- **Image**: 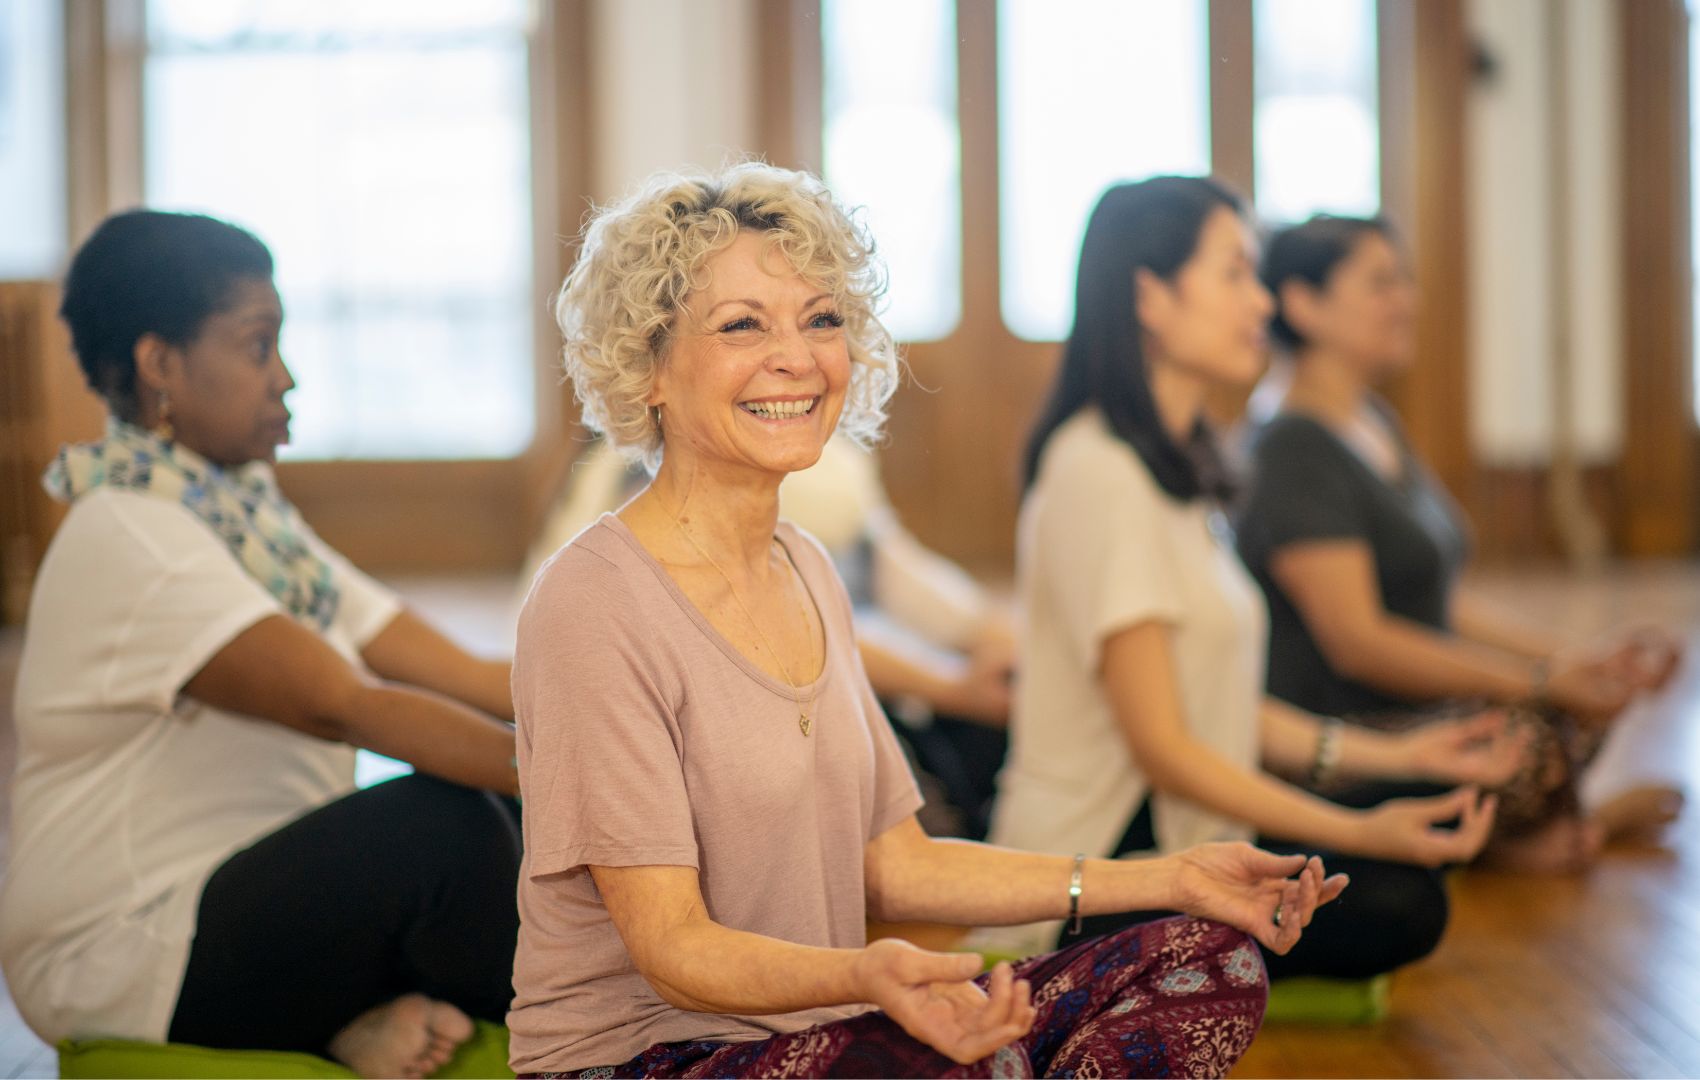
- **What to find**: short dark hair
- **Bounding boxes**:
[1261,214,1396,350]
[1024,175,1245,501]
[59,209,274,420]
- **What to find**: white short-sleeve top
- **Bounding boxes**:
[987,411,1265,946]
[0,488,401,1043]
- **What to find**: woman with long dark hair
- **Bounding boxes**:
[988,177,1520,978]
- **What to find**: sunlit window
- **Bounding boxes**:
[1253,0,1380,224]
[999,0,1210,342]
[822,0,961,343]
[0,0,66,279]
[143,0,535,460]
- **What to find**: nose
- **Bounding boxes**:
[766,322,818,378]
[1252,279,1276,320]
[273,350,296,395]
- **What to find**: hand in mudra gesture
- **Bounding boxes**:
[1164,844,1349,954]
[855,938,1036,1066]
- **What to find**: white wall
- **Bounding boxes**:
[1466,0,1623,466]
[590,0,762,202]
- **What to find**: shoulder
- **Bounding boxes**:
[776,521,854,620]
[1249,413,1349,465]
[1036,411,1168,511]
[519,517,644,621]
[49,489,236,573]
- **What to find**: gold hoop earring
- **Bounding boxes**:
[155,389,175,443]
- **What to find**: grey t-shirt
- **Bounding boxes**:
[507,515,923,1074]
[1235,410,1469,718]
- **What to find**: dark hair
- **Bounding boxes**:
[1023,175,1244,501]
[59,209,274,420]
[1261,214,1396,350]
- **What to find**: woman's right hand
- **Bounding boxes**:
[854,938,1035,1066]
[1352,786,1497,866]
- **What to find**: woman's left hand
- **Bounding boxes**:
[1397,710,1533,788]
[1163,844,1348,954]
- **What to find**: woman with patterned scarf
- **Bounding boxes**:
[0,210,521,1078]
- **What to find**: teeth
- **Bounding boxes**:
[741,398,816,419]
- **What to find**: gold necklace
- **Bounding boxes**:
[666,511,821,736]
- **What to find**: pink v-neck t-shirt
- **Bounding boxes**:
[507,515,923,1074]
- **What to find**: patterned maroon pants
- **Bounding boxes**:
[536,916,1267,1078]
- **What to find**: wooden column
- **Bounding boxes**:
[1619,0,1697,557]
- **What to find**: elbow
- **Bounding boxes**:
[1312,626,1385,682]
[289,678,373,744]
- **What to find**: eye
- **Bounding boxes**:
[809,310,846,330]
[719,316,761,333]
[252,335,273,362]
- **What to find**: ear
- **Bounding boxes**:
[1279,279,1323,341]
[1133,267,1174,335]
[132,333,177,395]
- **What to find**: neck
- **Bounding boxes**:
[1283,347,1370,423]
[635,451,785,582]
[1146,350,1209,444]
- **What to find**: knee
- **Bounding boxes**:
[1334,868,1450,975]
[376,776,522,873]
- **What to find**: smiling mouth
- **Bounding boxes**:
[738,397,819,421]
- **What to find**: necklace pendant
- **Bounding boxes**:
[799,711,812,737]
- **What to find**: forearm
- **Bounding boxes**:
[1329,615,1536,704]
[1260,698,1407,782]
[1450,589,1563,661]
[632,914,867,1015]
[858,638,956,707]
[865,829,1179,926]
[342,683,518,795]
[362,610,516,720]
[1137,732,1363,853]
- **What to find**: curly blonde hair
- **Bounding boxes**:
[555,162,900,471]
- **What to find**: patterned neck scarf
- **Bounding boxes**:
[43,419,340,630]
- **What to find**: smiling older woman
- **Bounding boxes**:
[507,163,1347,1079]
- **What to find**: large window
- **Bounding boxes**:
[998,0,1211,342]
[0,0,65,279]
[1253,0,1380,224]
[144,0,535,460]
[821,0,961,342]
[814,1,1382,345]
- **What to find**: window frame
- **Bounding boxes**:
[63,0,593,573]
[759,0,1438,571]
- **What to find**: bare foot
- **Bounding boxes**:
[1478,815,1603,875]
[1593,784,1686,845]
[327,994,475,1079]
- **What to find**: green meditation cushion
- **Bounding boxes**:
[1264,973,1391,1025]
[59,1018,514,1079]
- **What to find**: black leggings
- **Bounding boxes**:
[1057,784,1450,980]
[168,774,522,1056]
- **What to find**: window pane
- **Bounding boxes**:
[822,0,960,342]
[144,1,534,460]
[0,0,66,278]
[1254,0,1379,224]
[999,0,1210,342]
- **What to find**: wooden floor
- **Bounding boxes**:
[1236,561,1700,1079]
[0,564,1697,1078]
